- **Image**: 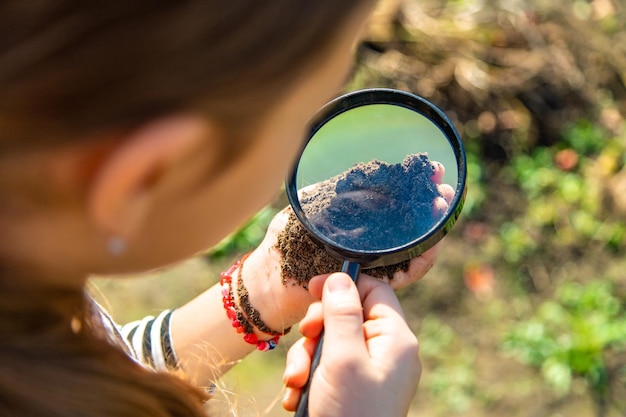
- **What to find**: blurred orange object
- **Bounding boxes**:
[463,263,495,297]
[554,148,579,171]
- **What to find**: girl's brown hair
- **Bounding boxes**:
[0,1,368,416]
[0,1,367,152]
[0,285,209,416]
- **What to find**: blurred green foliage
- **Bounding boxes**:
[206,206,279,261]
[503,280,626,415]
[462,142,487,216]
[564,119,608,156]
[500,119,626,264]
[419,315,481,414]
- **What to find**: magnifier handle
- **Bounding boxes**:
[294,261,361,417]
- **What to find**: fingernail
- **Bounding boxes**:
[327,274,352,293]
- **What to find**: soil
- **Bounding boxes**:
[276,153,441,286]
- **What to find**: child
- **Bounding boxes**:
[0,2,449,416]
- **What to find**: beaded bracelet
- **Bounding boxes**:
[237,256,291,337]
[219,254,281,351]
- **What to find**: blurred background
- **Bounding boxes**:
[92,0,626,416]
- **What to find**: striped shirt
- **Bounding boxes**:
[93,300,179,371]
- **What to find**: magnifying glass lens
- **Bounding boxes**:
[289,96,464,262]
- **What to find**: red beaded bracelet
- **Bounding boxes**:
[220,254,281,351]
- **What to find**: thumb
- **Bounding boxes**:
[321,273,367,360]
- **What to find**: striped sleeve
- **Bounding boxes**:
[119,310,179,371]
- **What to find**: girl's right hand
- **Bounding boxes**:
[282,272,421,417]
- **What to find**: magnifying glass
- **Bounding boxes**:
[286,88,467,417]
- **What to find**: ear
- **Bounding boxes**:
[86,115,215,240]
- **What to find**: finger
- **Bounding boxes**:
[406,243,440,278]
[432,196,448,217]
[437,183,455,205]
[298,301,324,339]
[320,273,368,360]
[354,274,405,320]
[282,335,320,411]
[406,244,439,279]
[283,337,317,389]
[282,387,302,412]
[355,276,419,375]
[417,241,442,267]
[307,274,331,300]
[431,161,445,184]
[389,243,442,290]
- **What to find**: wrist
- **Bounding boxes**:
[238,247,315,333]
[220,254,282,351]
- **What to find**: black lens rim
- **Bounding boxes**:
[285,88,467,269]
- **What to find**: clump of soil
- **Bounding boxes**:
[277,153,442,286]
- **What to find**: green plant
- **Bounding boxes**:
[503,280,626,416]
[462,142,487,216]
[206,206,279,260]
[418,315,481,415]
[562,119,607,156]
[501,118,626,265]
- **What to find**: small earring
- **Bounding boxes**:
[107,236,126,256]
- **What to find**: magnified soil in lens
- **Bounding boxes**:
[276,153,443,286]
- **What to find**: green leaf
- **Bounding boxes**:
[541,357,572,395]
